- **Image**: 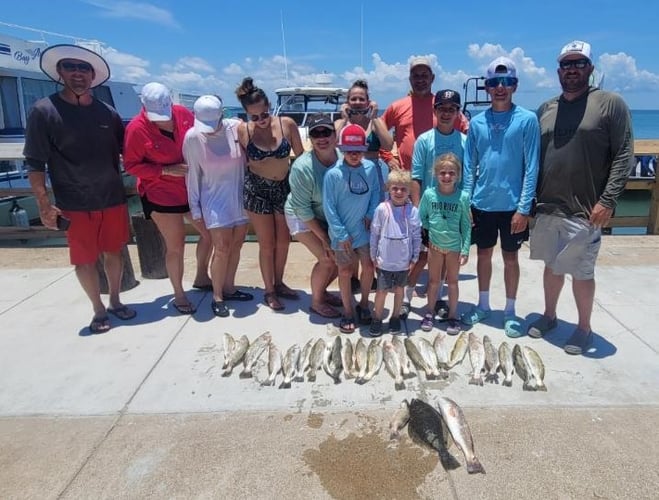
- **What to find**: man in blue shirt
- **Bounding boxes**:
[461,57,540,337]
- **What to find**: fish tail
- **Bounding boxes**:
[333,376,342,385]
[389,431,400,440]
[537,383,548,392]
[260,379,274,387]
[293,375,304,382]
[238,370,252,379]
[439,451,461,470]
[278,380,291,389]
[394,381,406,391]
[221,368,232,378]
[307,373,316,382]
[469,376,484,386]
[485,373,499,384]
[467,457,486,474]
[355,377,364,385]
[502,378,513,387]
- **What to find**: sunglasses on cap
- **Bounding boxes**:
[559,58,590,70]
[59,61,93,73]
[249,111,270,122]
[485,76,518,88]
[309,128,334,139]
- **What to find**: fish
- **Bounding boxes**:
[467,332,485,386]
[523,345,547,392]
[279,344,301,389]
[221,335,249,377]
[222,333,236,369]
[407,398,460,470]
[513,344,532,390]
[391,335,413,378]
[239,331,272,378]
[418,336,442,379]
[436,396,486,474]
[383,340,405,391]
[433,331,450,371]
[498,341,514,387]
[483,335,499,384]
[357,339,383,384]
[405,337,435,380]
[294,338,315,382]
[389,399,410,439]
[307,338,326,382]
[448,332,469,369]
[261,342,282,387]
[323,335,343,384]
[353,338,368,381]
[341,337,356,379]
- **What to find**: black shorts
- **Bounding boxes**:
[471,207,528,252]
[140,194,190,220]
[244,170,290,215]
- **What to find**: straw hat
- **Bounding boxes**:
[40,44,111,88]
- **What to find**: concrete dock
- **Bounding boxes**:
[1,236,659,499]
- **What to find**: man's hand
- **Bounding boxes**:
[510,212,529,234]
[589,202,614,229]
[37,201,60,230]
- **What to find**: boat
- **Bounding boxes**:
[273,74,348,144]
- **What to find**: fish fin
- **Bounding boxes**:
[355,377,364,385]
[537,383,548,392]
[307,373,316,382]
[485,373,499,384]
[238,370,252,379]
[502,378,513,387]
[389,431,400,440]
[394,381,406,391]
[293,375,304,382]
[221,368,232,378]
[468,376,484,386]
[439,451,461,471]
[466,457,486,474]
[333,376,342,385]
[260,380,273,387]
[278,381,291,389]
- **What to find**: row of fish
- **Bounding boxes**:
[221,329,547,391]
[389,397,485,475]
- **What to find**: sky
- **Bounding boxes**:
[2,0,659,109]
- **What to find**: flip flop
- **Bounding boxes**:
[106,305,137,321]
[460,306,490,326]
[310,304,341,318]
[173,302,196,315]
[192,283,213,292]
[89,315,111,334]
[339,316,356,334]
[223,290,254,302]
[274,284,299,300]
[503,315,524,338]
[263,292,285,311]
[323,293,343,307]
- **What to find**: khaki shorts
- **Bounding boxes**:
[334,244,370,267]
[529,213,601,280]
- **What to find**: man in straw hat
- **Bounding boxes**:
[23,44,136,334]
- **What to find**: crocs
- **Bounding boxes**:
[461,306,491,326]
[503,315,524,338]
[527,315,558,338]
[564,328,593,355]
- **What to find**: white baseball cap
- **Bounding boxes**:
[486,57,517,79]
[193,95,224,133]
[141,82,172,121]
[557,40,592,62]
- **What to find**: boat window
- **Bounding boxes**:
[92,85,115,108]
[21,78,58,117]
[0,76,23,135]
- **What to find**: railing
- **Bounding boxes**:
[1,140,658,238]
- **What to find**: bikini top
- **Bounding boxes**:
[246,115,292,161]
[366,129,381,152]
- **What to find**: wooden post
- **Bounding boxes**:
[131,212,168,279]
[96,245,139,293]
[648,180,659,235]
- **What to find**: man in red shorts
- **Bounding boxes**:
[24,44,136,334]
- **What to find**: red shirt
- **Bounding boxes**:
[381,94,469,170]
[123,104,194,206]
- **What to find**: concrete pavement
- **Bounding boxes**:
[1,237,659,499]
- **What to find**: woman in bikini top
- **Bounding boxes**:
[235,77,304,311]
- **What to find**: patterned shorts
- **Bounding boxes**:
[244,170,290,215]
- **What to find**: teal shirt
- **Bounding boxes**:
[411,128,466,192]
[284,149,342,222]
[418,187,471,255]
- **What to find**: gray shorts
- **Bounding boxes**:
[529,213,601,280]
[376,268,408,290]
[334,244,370,267]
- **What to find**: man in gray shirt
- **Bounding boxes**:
[528,40,634,354]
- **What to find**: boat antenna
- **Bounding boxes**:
[280,10,290,86]
[0,21,98,45]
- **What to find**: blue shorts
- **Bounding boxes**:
[376,268,408,290]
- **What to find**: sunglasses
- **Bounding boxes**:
[249,111,270,122]
[309,128,334,138]
[348,108,370,116]
[348,171,369,195]
[485,76,518,88]
[59,61,93,73]
[559,58,590,70]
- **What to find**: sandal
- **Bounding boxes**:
[211,300,230,317]
[274,283,299,300]
[192,283,213,292]
[223,289,254,302]
[263,292,285,311]
[421,313,434,332]
[310,303,341,318]
[339,316,356,334]
[173,301,196,315]
[355,304,372,325]
[503,315,524,338]
[323,292,343,307]
[564,328,593,355]
[460,306,490,326]
[527,315,558,339]
[106,305,137,321]
[89,315,111,334]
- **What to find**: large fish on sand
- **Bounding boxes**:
[391,335,413,378]
[323,336,343,384]
[307,338,326,382]
[279,344,301,389]
[417,337,442,379]
[239,331,271,378]
[222,335,249,377]
[383,340,405,391]
[357,339,383,384]
[389,399,410,439]
[513,344,532,390]
[353,338,368,381]
[523,345,547,392]
[294,338,315,382]
[261,342,282,387]
[467,332,485,386]
[433,331,450,377]
[448,332,469,369]
[222,333,236,370]
[436,396,486,474]
[483,335,499,384]
[405,338,436,380]
[498,341,514,387]
[341,337,356,379]
[407,398,460,470]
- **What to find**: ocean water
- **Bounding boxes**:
[631,110,659,139]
